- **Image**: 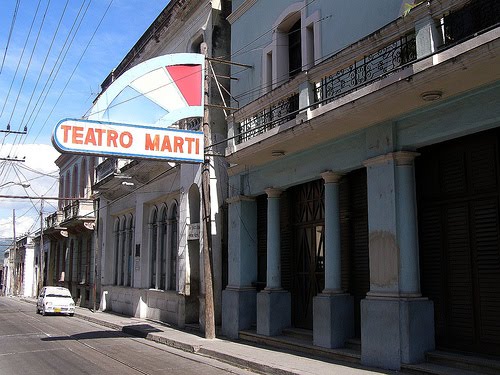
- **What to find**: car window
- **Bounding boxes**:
[46,293,72,298]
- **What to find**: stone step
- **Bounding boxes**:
[402,361,489,375]
[281,327,313,341]
[425,350,500,375]
[238,329,361,364]
[345,338,361,351]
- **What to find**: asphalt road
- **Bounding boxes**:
[0,297,256,375]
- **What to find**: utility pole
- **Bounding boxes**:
[201,42,215,339]
[38,199,44,295]
[92,198,99,312]
[11,209,16,295]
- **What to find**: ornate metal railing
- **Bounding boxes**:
[441,0,500,46]
[237,93,299,144]
[45,211,63,229]
[63,199,94,221]
[314,33,416,107]
[95,158,118,183]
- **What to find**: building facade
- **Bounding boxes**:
[91,0,230,329]
[43,153,98,308]
[223,0,500,370]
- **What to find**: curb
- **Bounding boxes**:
[18,297,294,375]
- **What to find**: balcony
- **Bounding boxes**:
[62,199,95,222]
[226,0,500,167]
[95,158,132,184]
[45,211,63,230]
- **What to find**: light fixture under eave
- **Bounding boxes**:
[420,90,443,101]
[271,150,285,157]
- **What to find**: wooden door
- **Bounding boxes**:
[417,130,500,356]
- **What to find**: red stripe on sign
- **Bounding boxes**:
[166,64,202,107]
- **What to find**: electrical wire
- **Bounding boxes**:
[0,0,21,75]
[17,0,70,137]
[29,0,114,148]
[19,0,92,148]
[0,0,42,119]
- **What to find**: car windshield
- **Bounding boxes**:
[46,293,72,298]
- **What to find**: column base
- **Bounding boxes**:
[222,286,257,339]
[361,297,435,370]
[257,289,291,336]
[313,293,354,348]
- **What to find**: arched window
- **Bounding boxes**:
[72,165,79,198]
[169,203,178,291]
[159,205,168,290]
[80,158,87,197]
[59,176,64,210]
[126,215,134,287]
[288,19,302,77]
[65,173,71,206]
[149,208,158,289]
[120,217,126,285]
[113,218,120,285]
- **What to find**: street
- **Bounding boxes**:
[0,297,256,375]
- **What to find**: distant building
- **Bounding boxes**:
[42,154,98,307]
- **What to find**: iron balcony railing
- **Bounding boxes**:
[238,93,299,144]
[63,199,94,221]
[442,0,500,46]
[314,33,417,107]
[230,0,498,147]
[45,211,63,229]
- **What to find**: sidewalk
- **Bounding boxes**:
[20,297,392,375]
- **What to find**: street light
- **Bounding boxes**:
[0,181,30,189]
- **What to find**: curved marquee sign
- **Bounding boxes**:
[53,118,204,163]
[52,53,205,163]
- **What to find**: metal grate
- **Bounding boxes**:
[314,33,416,107]
[442,0,500,46]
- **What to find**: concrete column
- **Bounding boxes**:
[321,171,342,293]
[117,229,124,286]
[155,221,161,289]
[265,188,282,289]
[124,228,130,287]
[166,219,173,290]
[395,153,421,296]
[147,223,155,288]
[361,152,434,370]
[257,188,291,336]
[313,172,354,349]
[222,195,258,339]
[415,13,443,59]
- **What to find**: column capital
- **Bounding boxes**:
[265,188,283,198]
[321,171,342,184]
[363,151,420,167]
[226,195,255,204]
[394,151,420,166]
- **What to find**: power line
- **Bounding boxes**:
[19,0,92,149]
[0,0,21,75]
[30,0,114,147]
[0,0,42,119]
[17,0,70,136]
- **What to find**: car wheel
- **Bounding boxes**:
[69,313,74,317]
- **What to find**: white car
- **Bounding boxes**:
[36,286,75,316]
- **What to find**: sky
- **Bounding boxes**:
[0,0,169,245]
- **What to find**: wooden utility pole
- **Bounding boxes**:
[201,42,215,339]
[38,199,44,295]
[11,209,16,295]
[92,198,99,312]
